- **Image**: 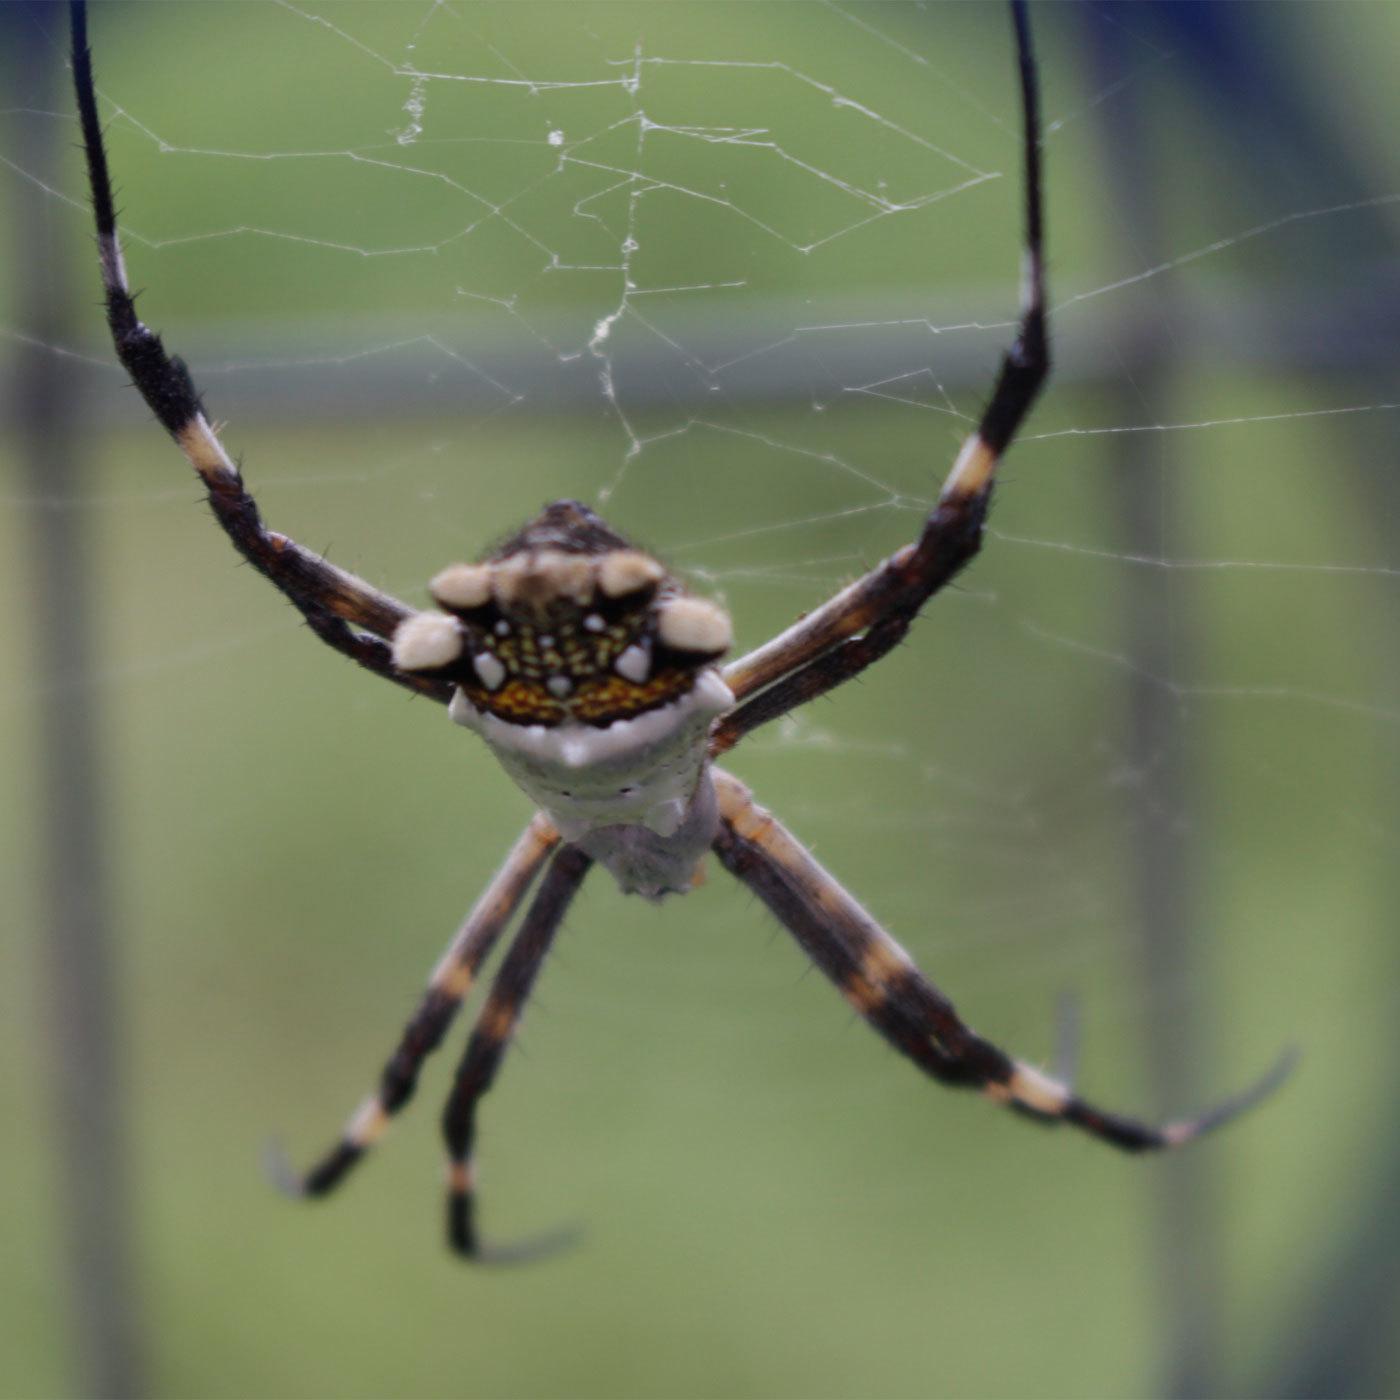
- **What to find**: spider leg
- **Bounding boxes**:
[268,816,559,1199]
[711,771,1294,1152]
[441,844,593,1262]
[713,0,1046,756]
[69,2,448,704]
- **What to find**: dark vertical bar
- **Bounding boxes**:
[1111,389,1220,1400]
[1264,393,1400,1400]
[1264,322,1400,1400]
[1084,6,1400,1396]
[8,3,146,1395]
[1083,16,1220,1399]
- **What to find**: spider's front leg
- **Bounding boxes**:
[710,771,1294,1151]
[69,2,447,703]
[713,0,1047,756]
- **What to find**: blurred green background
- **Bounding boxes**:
[3,3,1398,1397]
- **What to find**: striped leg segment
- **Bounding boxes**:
[712,771,1294,1152]
[68,1,449,705]
[441,845,593,1261]
[270,817,559,1199]
[713,0,1048,756]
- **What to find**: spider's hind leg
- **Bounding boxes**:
[270,817,558,1200]
[710,770,1294,1154]
[440,845,593,1262]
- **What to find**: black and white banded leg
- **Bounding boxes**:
[713,0,1047,757]
[711,772,1295,1150]
[70,1,448,704]
[441,845,593,1261]
[269,816,560,1199]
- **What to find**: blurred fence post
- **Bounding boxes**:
[7,3,146,1395]
[1083,13,1222,1398]
[1086,6,1400,1395]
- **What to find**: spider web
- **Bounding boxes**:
[6,0,1399,1105]
[2,0,1400,1391]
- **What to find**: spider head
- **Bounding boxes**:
[390,499,733,729]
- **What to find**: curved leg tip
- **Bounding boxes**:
[1165,1045,1301,1147]
[472,1223,584,1267]
[264,1136,364,1199]
[262,1138,307,1199]
[447,1196,583,1266]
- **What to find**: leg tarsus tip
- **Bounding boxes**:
[261,1138,306,1199]
[264,1135,365,1198]
[448,1219,583,1267]
[1168,1045,1300,1145]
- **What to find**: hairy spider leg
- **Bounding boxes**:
[266,816,560,1199]
[711,773,1295,1151]
[441,846,593,1260]
[69,1,445,703]
[713,0,1047,756]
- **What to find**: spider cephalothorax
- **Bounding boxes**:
[72,0,1291,1263]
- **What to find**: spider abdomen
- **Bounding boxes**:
[449,669,732,897]
[571,777,722,901]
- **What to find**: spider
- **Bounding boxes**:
[71,0,1292,1261]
